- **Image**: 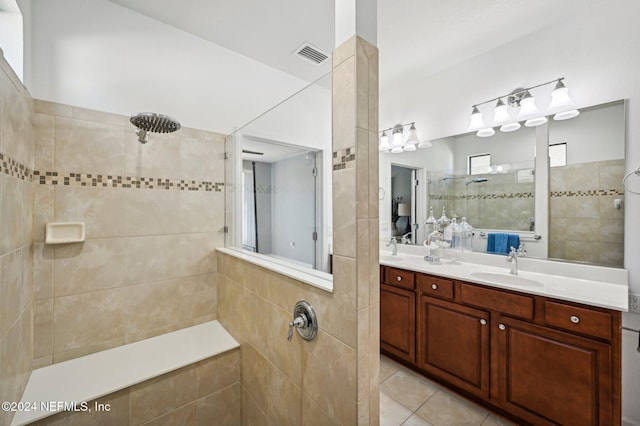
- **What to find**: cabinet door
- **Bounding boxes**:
[497,316,613,426]
[380,283,416,362]
[416,295,490,399]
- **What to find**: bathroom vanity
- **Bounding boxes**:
[380,251,627,425]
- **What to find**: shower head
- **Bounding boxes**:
[465,177,489,185]
[130,112,181,144]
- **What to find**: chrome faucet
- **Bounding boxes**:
[401,232,412,244]
[386,237,398,256]
[507,245,526,275]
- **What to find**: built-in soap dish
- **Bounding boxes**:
[45,222,85,244]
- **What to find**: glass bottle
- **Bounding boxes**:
[460,217,474,252]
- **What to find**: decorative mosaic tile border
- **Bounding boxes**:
[332,147,356,171]
[0,152,34,182]
[34,171,223,192]
[429,192,534,201]
[550,189,624,197]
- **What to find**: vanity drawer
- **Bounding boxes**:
[544,301,612,340]
[384,267,415,290]
[460,283,534,320]
[417,274,454,300]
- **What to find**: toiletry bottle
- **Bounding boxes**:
[460,217,473,252]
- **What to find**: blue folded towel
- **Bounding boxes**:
[487,233,519,255]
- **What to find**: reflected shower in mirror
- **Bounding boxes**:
[225,72,332,274]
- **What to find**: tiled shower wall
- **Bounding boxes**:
[31,100,226,366]
[549,159,625,266]
[0,53,35,426]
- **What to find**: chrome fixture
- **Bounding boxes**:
[507,245,527,275]
[466,77,580,138]
[465,177,489,185]
[287,300,318,342]
[386,237,398,256]
[379,122,430,153]
[130,112,181,144]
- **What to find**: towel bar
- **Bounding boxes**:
[476,231,541,241]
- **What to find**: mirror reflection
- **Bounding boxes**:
[225,73,332,274]
[382,99,625,267]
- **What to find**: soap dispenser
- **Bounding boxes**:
[460,217,473,252]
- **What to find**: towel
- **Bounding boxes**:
[487,232,519,255]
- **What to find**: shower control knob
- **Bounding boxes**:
[287,300,318,342]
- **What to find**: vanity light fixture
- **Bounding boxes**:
[466,77,579,138]
[379,122,428,153]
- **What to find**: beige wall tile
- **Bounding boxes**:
[302,393,340,426]
[33,355,53,369]
[565,241,600,264]
[123,274,217,343]
[53,288,125,357]
[130,365,197,426]
[34,112,55,171]
[0,307,32,424]
[34,298,53,359]
[217,277,245,342]
[33,184,54,242]
[196,349,240,398]
[33,242,54,300]
[124,235,181,284]
[53,238,128,297]
[197,383,241,426]
[302,330,357,425]
[0,175,24,254]
[179,191,224,234]
[124,132,181,179]
[368,131,379,219]
[37,389,130,426]
[357,219,371,310]
[1,75,32,166]
[242,343,269,413]
[332,35,356,68]
[268,363,301,426]
[34,100,73,117]
[243,389,268,426]
[356,128,370,219]
[266,272,306,312]
[179,135,226,182]
[140,402,197,426]
[55,116,125,174]
[599,242,624,267]
[332,57,356,153]
[266,302,303,386]
[332,167,357,258]
[357,307,370,402]
[0,249,23,337]
[73,106,130,127]
[55,186,126,238]
[242,263,270,298]
[566,218,600,242]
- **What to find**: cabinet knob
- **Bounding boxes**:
[498,324,506,330]
[396,276,402,282]
[431,284,438,290]
[480,319,487,325]
[570,315,580,324]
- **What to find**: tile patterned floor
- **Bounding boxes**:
[380,355,517,426]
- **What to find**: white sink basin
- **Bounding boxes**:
[380,255,403,262]
[470,271,543,287]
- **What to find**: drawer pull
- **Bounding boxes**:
[570,315,580,324]
[480,319,487,325]
[431,284,438,290]
[397,276,402,282]
[498,324,506,331]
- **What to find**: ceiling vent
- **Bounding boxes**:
[293,43,329,65]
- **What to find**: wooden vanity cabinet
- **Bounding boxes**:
[379,265,621,425]
[380,267,416,362]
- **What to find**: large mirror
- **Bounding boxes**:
[382,99,625,267]
[225,73,332,274]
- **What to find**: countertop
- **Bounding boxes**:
[379,249,629,311]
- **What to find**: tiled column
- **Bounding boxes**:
[332,35,380,425]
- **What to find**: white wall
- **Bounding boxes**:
[0,5,23,81]
[380,1,640,422]
[24,0,309,135]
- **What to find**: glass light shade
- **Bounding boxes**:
[548,86,573,110]
[417,140,432,149]
[524,116,548,127]
[468,106,484,131]
[391,129,404,147]
[379,131,391,151]
[476,127,495,138]
[500,122,521,132]
[403,143,417,152]
[517,92,541,121]
[492,99,511,126]
[406,124,420,144]
[554,109,580,120]
[390,146,403,154]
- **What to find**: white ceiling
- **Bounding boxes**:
[109,0,598,95]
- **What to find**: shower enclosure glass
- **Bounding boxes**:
[224,73,331,273]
